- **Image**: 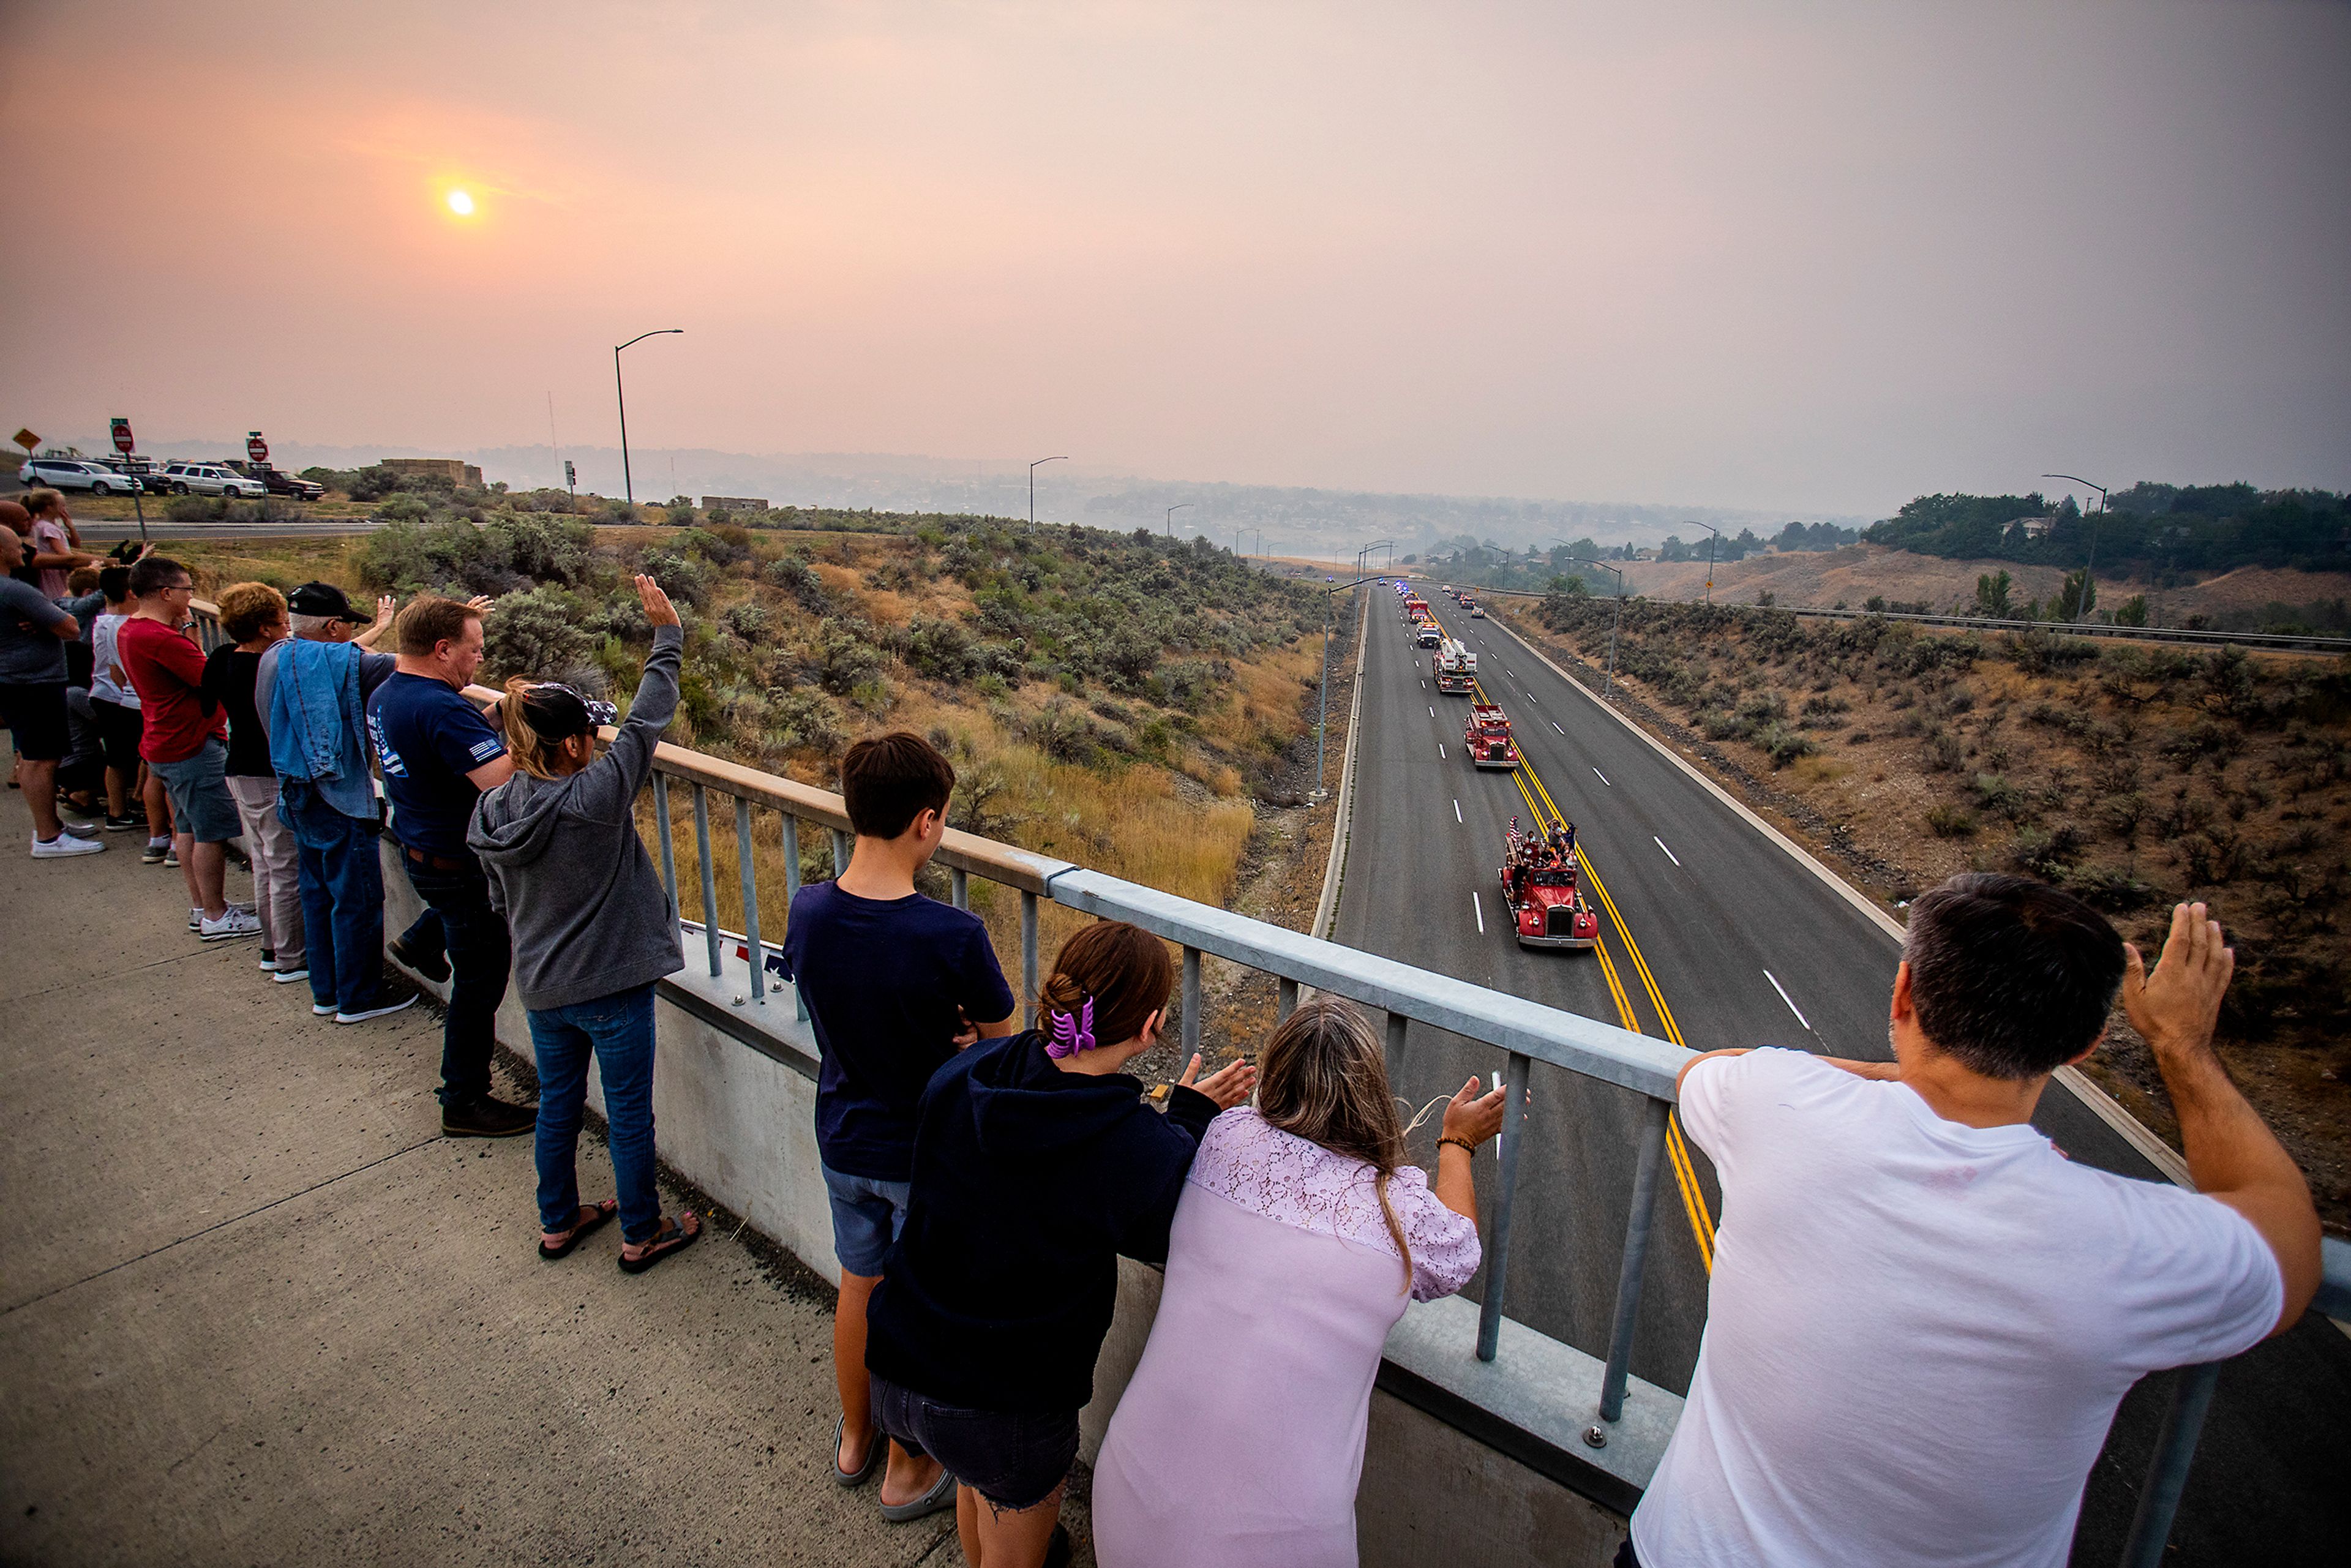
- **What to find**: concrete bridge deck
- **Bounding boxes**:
[0,787,1093,1566]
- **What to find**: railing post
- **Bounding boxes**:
[1021,891,1039,1030]
[782,815,806,1020]
[692,784,721,978]
[951,866,969,910]
[831,827,853,882]
[2118,1362,2222,1568]
[1595,1095,1671,1428]
[735,796,764,1003]
[1384,1009,1407,1065]
[652,772,678,913]
[1476,1050,1533,1362]
[1181,946,1202,1062]
[1278,977,1298,1019]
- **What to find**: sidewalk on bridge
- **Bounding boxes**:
[0,786,1089,1566]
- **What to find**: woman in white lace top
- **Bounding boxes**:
[1092,999,1510,1567]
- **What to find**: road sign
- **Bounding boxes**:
[563,459,576,489]
[12,428,37,454]
[111,418,135,454]
[246,432,269,463]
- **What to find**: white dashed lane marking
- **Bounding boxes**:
[1764,969,1813,1031]
[1593,768,1610,786]
[1473,891,1485,934]
[1655,836,1681,867]
[1453,798,1463,823]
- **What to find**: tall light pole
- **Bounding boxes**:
[2043,473,2107,625]
[1166,502,1193,536]
[1568,557,1626,697]
[1687,520,1722,606]
[1028,456,1068,531]
[613,329,682,507]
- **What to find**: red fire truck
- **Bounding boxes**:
[1499,817,1598,949]
[1464,702,1519,768]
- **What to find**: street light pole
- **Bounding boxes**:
[1029,456,1068,531]
[1166,502,1192,537]
[613,329,683,508]
[1568,557,1626,697]
[2044,474,2108,626]
[1688,520,1722,606]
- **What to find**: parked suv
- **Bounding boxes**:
[18,457,144,495]
[156,462,266,498]
[224,461,325,500]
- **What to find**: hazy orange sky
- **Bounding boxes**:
[7,0,2347,515]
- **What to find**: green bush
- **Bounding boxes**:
[482,586,591,680]
[1926,805,1978,838]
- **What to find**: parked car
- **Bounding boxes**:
[155,462,266,498]
[94,456,172,490]
[18,457,144,495]
[224,461,324,500]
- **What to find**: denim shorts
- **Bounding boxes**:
[821,1162,910,1277]
[868,1371,1079,1513]
[151,739,241,844]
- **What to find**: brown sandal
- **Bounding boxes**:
[539,1199,619,1260]
[618,1212,701,1274]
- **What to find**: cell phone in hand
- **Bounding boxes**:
[1491,1071,1502,1094]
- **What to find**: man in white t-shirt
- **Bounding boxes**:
[1629,875,2319,1568]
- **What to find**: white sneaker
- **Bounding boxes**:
[271,966,311,985]
[30,833,105,859]
[334,994,418,1025]
[311,1002,337,1017]
[199,907,263,942]
[189,906,202,930]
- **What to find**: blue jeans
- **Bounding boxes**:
[399,852,510,1106]
[530,984,660,1245]
[279,781,389,1014]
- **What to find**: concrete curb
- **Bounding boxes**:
[1485,606,2194,1191]
[1311,587,1372,942]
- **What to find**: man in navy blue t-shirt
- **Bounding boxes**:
[782,731,1015,1522]
[367,596,533,1139]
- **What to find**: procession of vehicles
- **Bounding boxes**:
[1405,588,1594,955]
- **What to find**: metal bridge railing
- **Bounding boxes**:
[182,597,2351,1561]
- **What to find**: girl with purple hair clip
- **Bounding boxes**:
[863,920,1256,1568]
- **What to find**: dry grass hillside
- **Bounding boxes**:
[1610,544,2351,626]
[1505,593,2351,1231]
[165,514,1338,1026]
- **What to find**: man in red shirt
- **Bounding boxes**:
[118,556,261,941]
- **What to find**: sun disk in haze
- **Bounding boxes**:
[447,189,475,217]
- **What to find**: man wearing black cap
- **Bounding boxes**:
[369,593,533,1138]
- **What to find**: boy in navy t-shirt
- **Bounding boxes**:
[782,730,1015,1521]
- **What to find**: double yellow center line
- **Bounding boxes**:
[1437,617,1719,1270]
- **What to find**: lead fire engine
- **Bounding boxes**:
[1499,817,1598,949]
[1464,702,1519,768]
[1433,638,1477,692]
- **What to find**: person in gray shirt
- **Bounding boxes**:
[0,526,103,858]
[470,575,697,1272]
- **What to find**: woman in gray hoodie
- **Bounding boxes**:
[469,575,700,1273]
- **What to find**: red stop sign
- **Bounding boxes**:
[112,419,135,454]
[247,433,269,462]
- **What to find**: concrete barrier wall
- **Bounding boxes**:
[381,847,1629,1563]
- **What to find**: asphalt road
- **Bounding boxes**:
[1331,584,2351,1563]
[70,519,384,541]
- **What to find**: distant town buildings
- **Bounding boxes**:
[2009,516,2058,539]
[700,495,770,513]
[379,457,485,488]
